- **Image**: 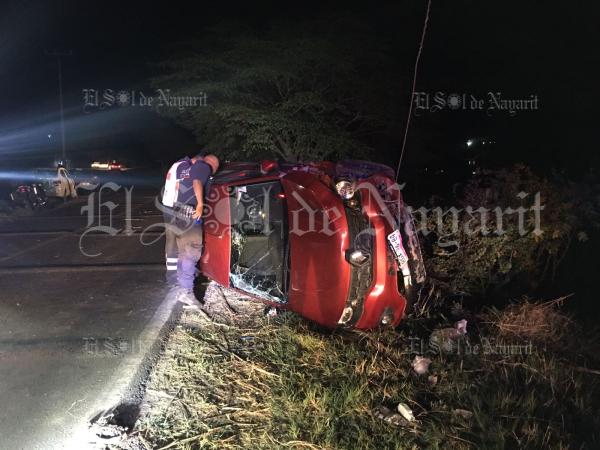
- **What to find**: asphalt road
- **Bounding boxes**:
[0,186,173,449]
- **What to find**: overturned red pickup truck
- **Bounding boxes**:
[199,160,425,329]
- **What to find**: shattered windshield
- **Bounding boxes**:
[229,181,289,303]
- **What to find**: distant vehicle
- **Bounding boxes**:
[33,167,77,200]
[199,160,426,330]
[9,183,47,209]
[108,160,123,171]
[91,161,108,169]
[91,160,126,171]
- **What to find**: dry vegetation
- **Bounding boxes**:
[116,287,600,450]
[485,296,574,345]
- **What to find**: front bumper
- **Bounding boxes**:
[345,182,412,329]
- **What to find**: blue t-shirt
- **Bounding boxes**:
[175,157,212,206]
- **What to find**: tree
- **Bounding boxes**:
[151,18,404,162]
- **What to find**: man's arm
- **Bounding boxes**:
[192,179,203,219]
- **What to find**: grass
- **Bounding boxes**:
[128,296,600,450]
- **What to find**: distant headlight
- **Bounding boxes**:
[335,180,355,200]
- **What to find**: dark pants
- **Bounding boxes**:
[164,213,203,289]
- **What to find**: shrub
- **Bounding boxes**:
[423,165,589,296]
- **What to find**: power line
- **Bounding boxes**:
[395,0,432,180]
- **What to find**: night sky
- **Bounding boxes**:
[0,0,598,172]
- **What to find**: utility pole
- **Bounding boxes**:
[46,50,72,165]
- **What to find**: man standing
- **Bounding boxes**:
[161,153,220,302]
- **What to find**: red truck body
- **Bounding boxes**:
[200,160,425,329]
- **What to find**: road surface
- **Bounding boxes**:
[0,184,174,449]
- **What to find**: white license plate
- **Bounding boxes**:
[387,229,409,266]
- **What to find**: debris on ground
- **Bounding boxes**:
[396,403,416,422]
[411,355,432,375]
[372,405,413,428]
[429,319,468,353]
[454,319,468,335]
